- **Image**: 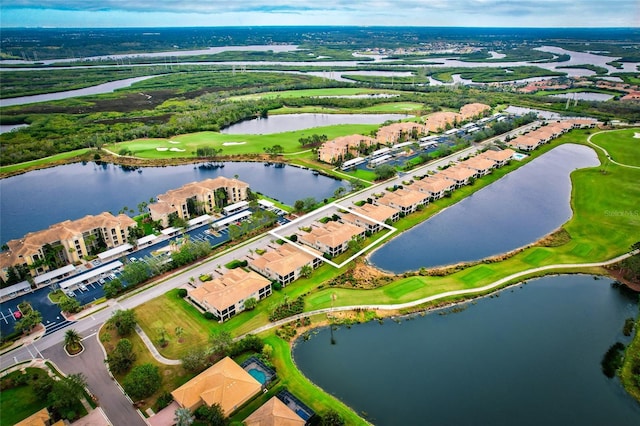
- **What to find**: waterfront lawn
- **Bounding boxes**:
[589,128,640,167]
[0,148,90,175]
[361,102,425,113]
[105,124,379,159]
[0,368,49,426]
[621,316,640,402]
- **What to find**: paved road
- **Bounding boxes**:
[43,334,146,426]
[587,130,640,170]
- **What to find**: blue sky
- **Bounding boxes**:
[1,1,638,28]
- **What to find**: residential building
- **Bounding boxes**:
[0,212,136,282]
[410,176,455,200]
[375,188,429,214]
[439,164,478,187]
[15,408,64,426]
[171,357,261,415]
[299,221,366,257]
[188,269,271,322]
[423,111,460,133]
[149,177,249,227]
[459,156,497,177]
[508,134,543,151]
[477,149,515,167]
[317,134,376,164]
[376,122,427,144]
[459,103,491,120]
[244,396,306,426]
[340,203,400,232]
[249,243,322,286]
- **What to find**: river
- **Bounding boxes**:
[293,274,640,425]
[369,144,599,272]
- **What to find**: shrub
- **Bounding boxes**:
[269,296,305,322]
[601,342,625,378]
[203,312,217,320]
[177,288,188,298]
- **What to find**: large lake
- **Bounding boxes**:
[369,144,599,273]
[220,113,409,134]
[0,161,344,243]
[293,274,640,426]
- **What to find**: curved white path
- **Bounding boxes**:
[142,249,638,364]
[587,129,640,170]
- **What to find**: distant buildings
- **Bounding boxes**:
[0,212,136,282]
[149,177,249,227]
[507,119,596,151]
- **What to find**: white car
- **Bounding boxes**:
[66,291,75,297]
[79,284,88,291]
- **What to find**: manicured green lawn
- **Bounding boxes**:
[0,368,50,426]
[590,128,640,167]
[459,266,496,285]
[105,124,379,159]
[383,277,425,299]
[523,248,552,266]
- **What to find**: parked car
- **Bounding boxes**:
[66,291,75,297]
[79,284,88,291]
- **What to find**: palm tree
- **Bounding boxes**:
[64,329,82,353]
[174,407,194,426]
[300,264,313,279]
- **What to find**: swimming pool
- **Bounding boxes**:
[512,152,528,160]
[248,368,267,384]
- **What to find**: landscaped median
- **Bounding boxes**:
[128,127,639,423]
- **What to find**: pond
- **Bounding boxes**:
[550,92,615,102]
[220,113,410,135]
[293,274,640,426]
[0,124,29,134]
[0,161,344,244]
[369,144,599,273]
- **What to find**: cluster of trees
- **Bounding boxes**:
[263,144,284,157]
[298,133,328,148]
[180,332,265,374]
[174,403,227,426]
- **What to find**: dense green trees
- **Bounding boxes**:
[106,338,137,374]
[123,363,161,400]
[109,309,137,336]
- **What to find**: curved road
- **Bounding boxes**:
[587,130,640,170]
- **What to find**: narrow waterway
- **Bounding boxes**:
[293,274,640,425]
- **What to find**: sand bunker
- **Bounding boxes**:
[168,140,181,144]
[170,147,186,152]
[634,133,640,139]
[222,142,247,146]
[156,147,169,151]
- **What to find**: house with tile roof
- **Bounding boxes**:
[439,164,478,187]
[244,396,306,426]
[172,357,261,416]
[375,188,429,215]
[249,243,322,286]
[459,155,497,177]
[409,176,456,200]
[477,149,515,167]
[188,269,272,322]
[299,221,366,257]
[149,177,249,227]
[340,203,400,233]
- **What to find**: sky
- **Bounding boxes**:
[1,0,638,28]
